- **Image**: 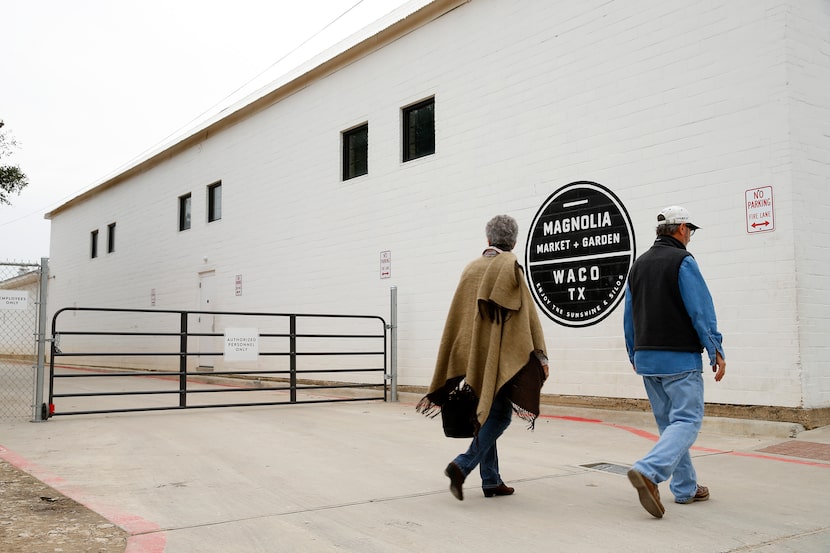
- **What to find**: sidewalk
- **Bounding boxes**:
[1,390,828,553]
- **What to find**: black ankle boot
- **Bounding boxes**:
[483,483,514,497]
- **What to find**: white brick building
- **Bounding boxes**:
[45,0,830,426]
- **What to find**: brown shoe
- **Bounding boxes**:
[676,485,710,504]
[444,462,465,501]
[627,469,665,518]
[483,483,515,497]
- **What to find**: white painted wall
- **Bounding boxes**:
[47,0,830,408]
[789,0,830,409]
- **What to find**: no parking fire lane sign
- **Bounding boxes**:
[746,186,774,233]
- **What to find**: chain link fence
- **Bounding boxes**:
[0,261,45,420]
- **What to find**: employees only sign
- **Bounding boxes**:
[0,291,29,310]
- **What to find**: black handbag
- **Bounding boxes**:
[441,381,478,438]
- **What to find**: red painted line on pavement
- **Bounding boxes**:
[725,450,830,468]
[541,414,830,469]
[0,444,167,552]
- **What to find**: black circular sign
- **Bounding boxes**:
[525,181,636,327]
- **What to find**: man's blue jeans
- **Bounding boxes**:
[633,370,704,502]
[453,393,513,490]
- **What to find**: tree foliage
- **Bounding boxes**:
[0,120,29,205]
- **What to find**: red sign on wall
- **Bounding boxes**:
[380,251,391,279]
[745,186,774,234]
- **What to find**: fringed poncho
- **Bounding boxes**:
[417,251,548,430]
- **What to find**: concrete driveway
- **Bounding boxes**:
[1,389,829,553]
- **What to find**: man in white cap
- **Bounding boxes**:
[623,205,726,518]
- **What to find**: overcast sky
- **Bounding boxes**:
[1,0,415,262]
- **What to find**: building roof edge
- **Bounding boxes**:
[45,0,467,220]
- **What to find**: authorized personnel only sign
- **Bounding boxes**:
[745,186,774,233]
[224,327,259,362]
[525,181,636,327]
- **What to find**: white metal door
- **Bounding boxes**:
[198,271,216,368]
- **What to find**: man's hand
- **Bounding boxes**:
[712,351,726,382]
[542,363,550,381]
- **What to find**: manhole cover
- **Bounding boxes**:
[581,462,630,475]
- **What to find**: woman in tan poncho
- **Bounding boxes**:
[417,215,549,501]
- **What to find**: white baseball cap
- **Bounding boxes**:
[656,206,700,230]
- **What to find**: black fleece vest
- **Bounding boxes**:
[627,236,703,353]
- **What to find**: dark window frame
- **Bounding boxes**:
[342,123,369,181]
[107,222,116,253]
[402,97,435,162]
[207,181,222,222]
[178,193,192,231]
[90,230,99,259]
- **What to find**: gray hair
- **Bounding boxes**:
[656,223,680,236]
[485,215,519,250]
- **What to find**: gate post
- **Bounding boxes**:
[389,286,398,402]
[33,257,49,422]
[289,315,297,403]
[179,312,188,408]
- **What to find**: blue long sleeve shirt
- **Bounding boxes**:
[623,255,724,375]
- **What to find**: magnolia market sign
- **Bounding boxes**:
[525,181,636,327]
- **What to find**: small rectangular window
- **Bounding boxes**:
[107,222,116,253]
[402,97,435,162]
[179,193,192,231]
[90,230,99,259]
[208,182,222,222]
[342,124,368,180]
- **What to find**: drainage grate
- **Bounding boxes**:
[581,462,631,476]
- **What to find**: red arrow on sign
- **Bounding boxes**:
[752,221,770,228]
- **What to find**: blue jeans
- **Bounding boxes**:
[453,393,513,489]
[633,370,704,502]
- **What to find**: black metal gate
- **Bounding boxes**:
[48,307,388,417]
